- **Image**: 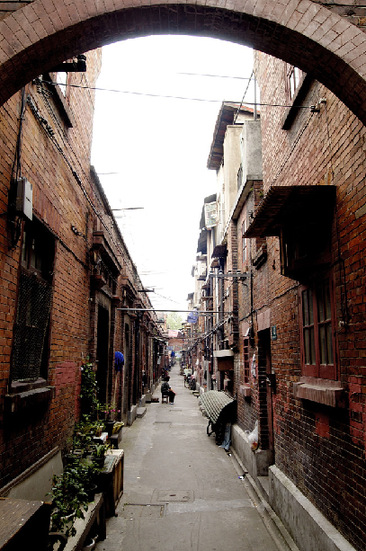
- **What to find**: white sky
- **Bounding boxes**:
[91,35,254,316]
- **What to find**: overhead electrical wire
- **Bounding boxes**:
[42,79,315,110]
[177,72,252,80]
[234,69,255,123]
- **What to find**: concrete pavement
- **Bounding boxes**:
[95,365,299,551]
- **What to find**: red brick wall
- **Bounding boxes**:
[0,50,103,487]
[254,51,366,550]
[0,46,163,490]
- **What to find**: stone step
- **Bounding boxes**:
[136,407,147,418]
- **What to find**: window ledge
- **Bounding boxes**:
[10,377,48,393]
[5,385,54,414]
[293,377,345,408]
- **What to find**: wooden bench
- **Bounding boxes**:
[0,497,50,551]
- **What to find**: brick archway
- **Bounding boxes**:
[1,1,366,123]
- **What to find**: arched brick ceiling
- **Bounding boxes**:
[1,1,366,123]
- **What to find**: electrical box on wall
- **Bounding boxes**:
[16,177,33,220]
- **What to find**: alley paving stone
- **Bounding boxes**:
[95,366,297,551]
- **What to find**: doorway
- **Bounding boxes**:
[258,328,275,462]
[96,304,110,405]
[123,323,131,415]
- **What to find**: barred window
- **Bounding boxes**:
[11,220,55,382]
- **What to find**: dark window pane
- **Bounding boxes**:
[319,325,327,364]
[326,323,333,364]
[304,327,315,365]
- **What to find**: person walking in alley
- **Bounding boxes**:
[161,376,176,404]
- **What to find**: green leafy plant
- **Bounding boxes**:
[50,461,90,537]
[92,443,109,468]
[72,422,94,454]
[51,424,104,537]
[80,362,100,418]
[93,443,108,458]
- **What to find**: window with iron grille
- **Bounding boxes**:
[11,220,55,382]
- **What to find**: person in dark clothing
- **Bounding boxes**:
[161,376,176,404]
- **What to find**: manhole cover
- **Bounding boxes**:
[152,490,194,503]
[122,504,165,519]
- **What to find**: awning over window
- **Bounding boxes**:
[244,185,336,238]
[212,244,227,258]
[199,390,236,425]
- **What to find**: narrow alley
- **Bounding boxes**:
[96,365,298,551]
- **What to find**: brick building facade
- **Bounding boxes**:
[192,59,366,550]
[0,51,165,493]
[249,52,366,551]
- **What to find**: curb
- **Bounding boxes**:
[229,448,301,551]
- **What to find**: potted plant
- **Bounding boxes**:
[80,456,99,502]
[98,403,120,436]
[50,463,89,538]
[92,443,108,468]
[110,420,124,448]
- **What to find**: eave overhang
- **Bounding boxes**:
[212,244,227,259]
[244,185,337,238]
[207,103,258,171]
[207,103,242,170]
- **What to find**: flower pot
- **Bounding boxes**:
[93,456,105,468]
[105,420,115,437]
[94,426,103,437]
[86,484,98,502]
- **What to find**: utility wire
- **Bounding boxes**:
[177,72,252,80]
[42,79,315,110]
[234,69,255,123]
